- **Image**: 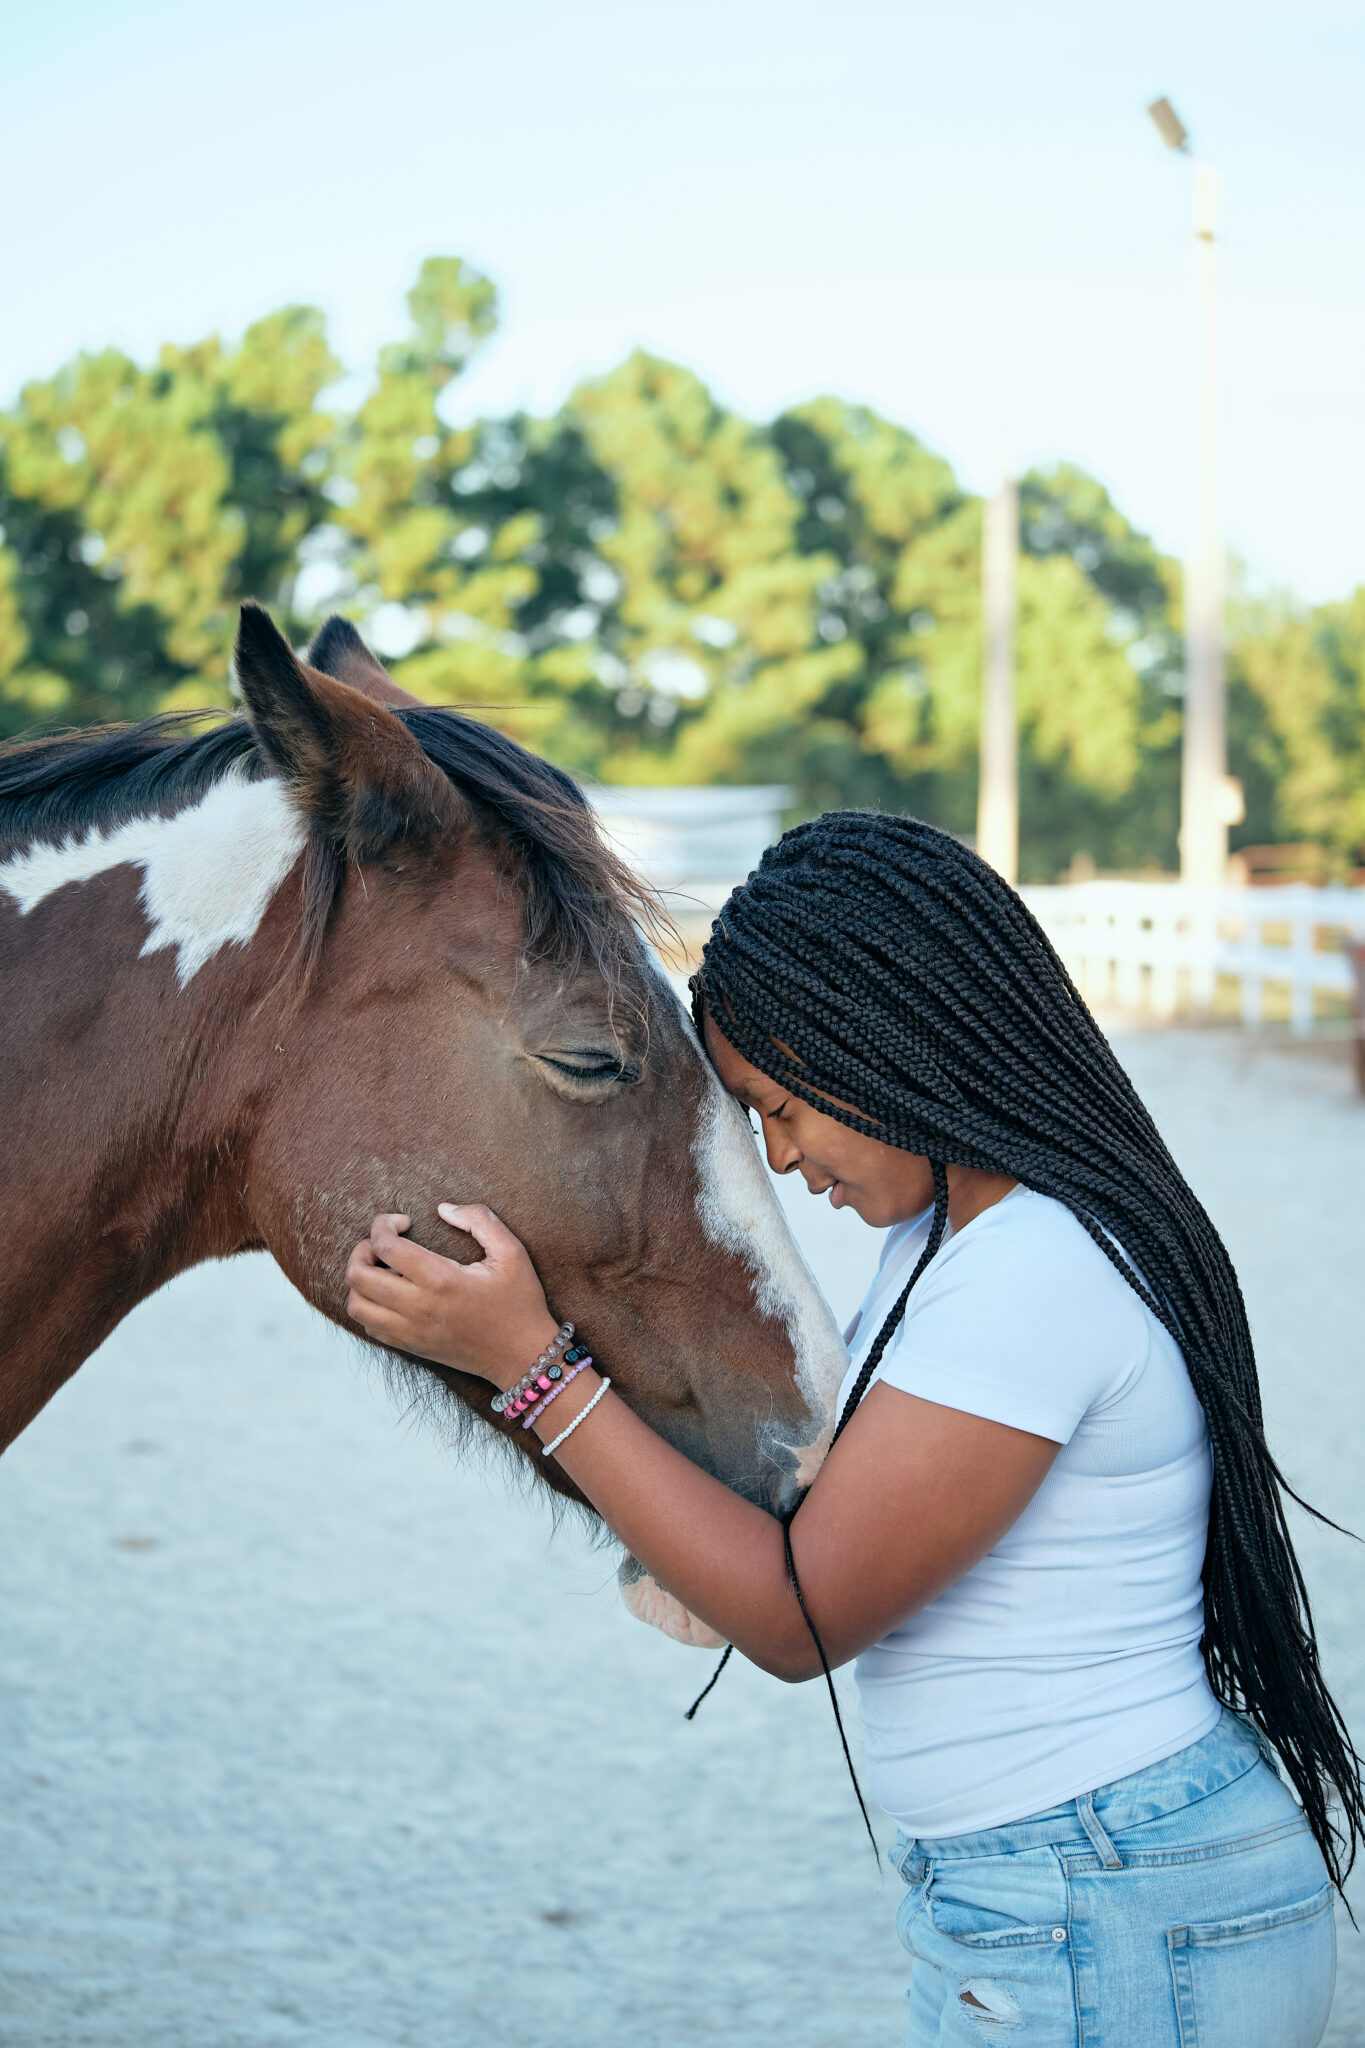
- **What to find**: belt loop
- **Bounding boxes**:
[1074,1791,1123,1870]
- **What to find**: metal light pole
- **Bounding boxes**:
[978,473,1019,885]
[1148,97,1233,892]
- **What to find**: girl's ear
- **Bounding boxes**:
[232,603,464,859]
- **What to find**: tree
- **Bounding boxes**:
[550,355,853,787]
[1231,587,1365,869]
[328,256,550,733]
[1018,465,1183,874]
[757,418,1162,870]
[764,398,972,816]
[0,311,338,735]
[3,250,1350,885]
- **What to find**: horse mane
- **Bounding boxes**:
[0,709,664,999]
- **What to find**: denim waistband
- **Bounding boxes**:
[891,1711,1272,1878]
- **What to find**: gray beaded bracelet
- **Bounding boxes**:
[492,1322,575,1415]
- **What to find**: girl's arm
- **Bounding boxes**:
[346,1206,1058,1682]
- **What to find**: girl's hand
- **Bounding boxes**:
[344,1205,560,1388]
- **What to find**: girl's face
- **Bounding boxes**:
[703,1012,939,1228]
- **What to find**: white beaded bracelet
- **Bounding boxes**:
[541,1376,612,1458]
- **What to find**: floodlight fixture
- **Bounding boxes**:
[1147,96,1190,152]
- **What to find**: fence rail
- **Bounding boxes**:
[1021,880,1365,1034]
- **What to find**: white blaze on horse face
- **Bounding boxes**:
[692,1067,848,1489]
[0,772,308,985]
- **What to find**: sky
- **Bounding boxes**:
[3,0,1363,602]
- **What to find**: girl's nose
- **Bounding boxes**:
[763,1128,801,1176]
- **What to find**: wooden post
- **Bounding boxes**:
[978,476,1018,885]
[1350,943,1365,1096]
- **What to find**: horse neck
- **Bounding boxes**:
[0,783,311,1441]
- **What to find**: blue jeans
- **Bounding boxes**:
[890,1711,1335,2045]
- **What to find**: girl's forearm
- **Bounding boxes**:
[525,1369,819,1680]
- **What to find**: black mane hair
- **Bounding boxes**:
[0,715,264,855]
[0,708,660,996]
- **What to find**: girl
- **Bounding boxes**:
[346,810,1356,2046]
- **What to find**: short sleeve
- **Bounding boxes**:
[875,1194,1146,1444]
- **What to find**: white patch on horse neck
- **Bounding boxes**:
[0,771,308,986]
[692,1058,849,1489]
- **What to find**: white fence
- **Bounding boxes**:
[1022,880,1365,1034]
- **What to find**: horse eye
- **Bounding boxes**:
[540,1052,639,1086]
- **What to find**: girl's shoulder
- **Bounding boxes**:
[881,1190,1167,1444]
[881,1186,1131,1297]
[941,1187,1140,1297]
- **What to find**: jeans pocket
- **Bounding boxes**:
[900,1864,1075,2040]
[1167,1884,1336,2048]
[924,1873,1060,1950]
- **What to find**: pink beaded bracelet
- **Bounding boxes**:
[492,1323,575,1415]
[520,1357,592,1429]
[496,1341,591,1420]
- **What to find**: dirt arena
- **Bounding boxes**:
[1,1029,1361,2046]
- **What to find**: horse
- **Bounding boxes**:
[0,604,845,1641]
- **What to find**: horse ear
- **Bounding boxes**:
[233,604,460,855]
[307,615,422,709]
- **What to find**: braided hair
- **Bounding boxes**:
[691,809,1361,1890]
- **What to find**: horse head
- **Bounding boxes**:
[225,609,846,1622]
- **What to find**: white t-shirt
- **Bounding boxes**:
[841,1186,1219,1837]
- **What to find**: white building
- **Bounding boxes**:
[589,785,791,933]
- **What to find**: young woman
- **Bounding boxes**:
[345,810,1357,2046]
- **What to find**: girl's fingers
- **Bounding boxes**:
[346,1264,413,1313]
[369,1215,450,1281]
[437,1202,520,1260]
[347,1299,406,1347]
[346,1235,409,1293]
[370,1212,411,1242]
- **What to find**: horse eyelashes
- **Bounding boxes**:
[540,1054,640,1085]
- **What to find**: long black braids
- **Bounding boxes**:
[690,809,1362,1891]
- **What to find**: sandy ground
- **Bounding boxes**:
[1,1028,1361,2047]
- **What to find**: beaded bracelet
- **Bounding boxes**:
[492,1323,575,1415]
[542,1376,612,1458]
[520,1357,591,1428]
[498,1321,574,1411]
[497,1343,592,1422]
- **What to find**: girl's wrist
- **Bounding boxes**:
[479,1323,614,1458]
[487,1313,571,1396]
[528,1361,606,1452]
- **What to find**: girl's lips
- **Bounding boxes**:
[828,1180,848,1209]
